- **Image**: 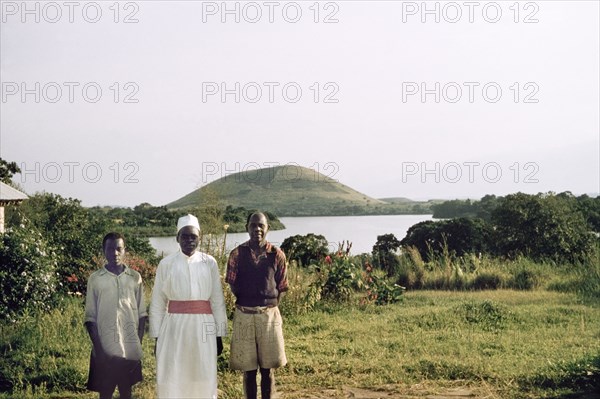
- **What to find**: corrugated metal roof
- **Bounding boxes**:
[0,182,28,201]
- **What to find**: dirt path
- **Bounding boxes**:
[279,383,600,399]
[281,384,490,399]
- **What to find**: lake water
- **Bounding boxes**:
[149,214,433,257]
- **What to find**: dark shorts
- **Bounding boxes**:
[87,351,142,393]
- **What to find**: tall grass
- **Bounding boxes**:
[546,253,600,305]
[0,297,90,397]
[394,247,600,303]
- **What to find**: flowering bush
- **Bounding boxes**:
[310,242,405,305]
[126,253,157,283]
[318,242,363,301]
[61,256,101,296]
[61,251,157,296]
[362,261,405,305]
[0,223,60,321]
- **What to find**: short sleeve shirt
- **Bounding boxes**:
[85,266,147,361]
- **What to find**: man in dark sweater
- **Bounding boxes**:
[226,212,288,399]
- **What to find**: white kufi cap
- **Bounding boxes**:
[177,214,200,233]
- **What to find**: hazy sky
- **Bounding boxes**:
[1,0,598,207]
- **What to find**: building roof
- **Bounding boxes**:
[0,182,28,203]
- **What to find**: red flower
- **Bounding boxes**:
[66,273,78,282]
[324,255,332,265]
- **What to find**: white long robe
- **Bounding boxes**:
[149,250,228,399]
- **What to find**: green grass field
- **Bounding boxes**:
[1,289,598,399]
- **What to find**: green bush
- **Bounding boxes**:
[365,273,404,305]
[511,267,540,290]
[372,234,401,275]
[126,253,157,285]
[0,224,60,321]
[492,192,595,263]
[7,193,161,296]
[400,218,492,262]
[319,255,363,301]
[281,233,330,267]
[7,193,111,295]
[470,271,504,290]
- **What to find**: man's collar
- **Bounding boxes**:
[241,240,276,253]
[99,265,134,276]
[177,249,209,260]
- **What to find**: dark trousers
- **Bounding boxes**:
[243,368,275,399]
[87,353,141,399]
[99,384,132,399]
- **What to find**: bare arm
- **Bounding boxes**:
[138,316,147,344]
[277,291,286,304]
[84,321,106,362]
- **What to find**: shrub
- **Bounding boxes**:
[125,234,162,267]
[400,218,492,262]
[66,250,158,297]
[317,254,363,301]
[511,267,540,290]
[372,234,401,275]
[492,192,595,263]
[470,271,504,290]
[0,224,60,321]
[281,233,330,267]
[363,262,404,305]
[126,253,157,284]
[7,193,111,295]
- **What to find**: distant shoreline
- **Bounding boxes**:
[123,211,434,237]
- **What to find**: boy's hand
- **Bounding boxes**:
[217,337,223,356]
[94,346,108,364]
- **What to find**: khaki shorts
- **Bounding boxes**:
[230,306,287,371]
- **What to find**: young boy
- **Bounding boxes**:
[85,232,147,399]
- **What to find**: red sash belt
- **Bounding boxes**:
[168,300,212,314]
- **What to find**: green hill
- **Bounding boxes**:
[167,166,433,217]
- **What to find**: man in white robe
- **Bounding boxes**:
[149,214,228,399]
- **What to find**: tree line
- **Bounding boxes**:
[377,192,599,270]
